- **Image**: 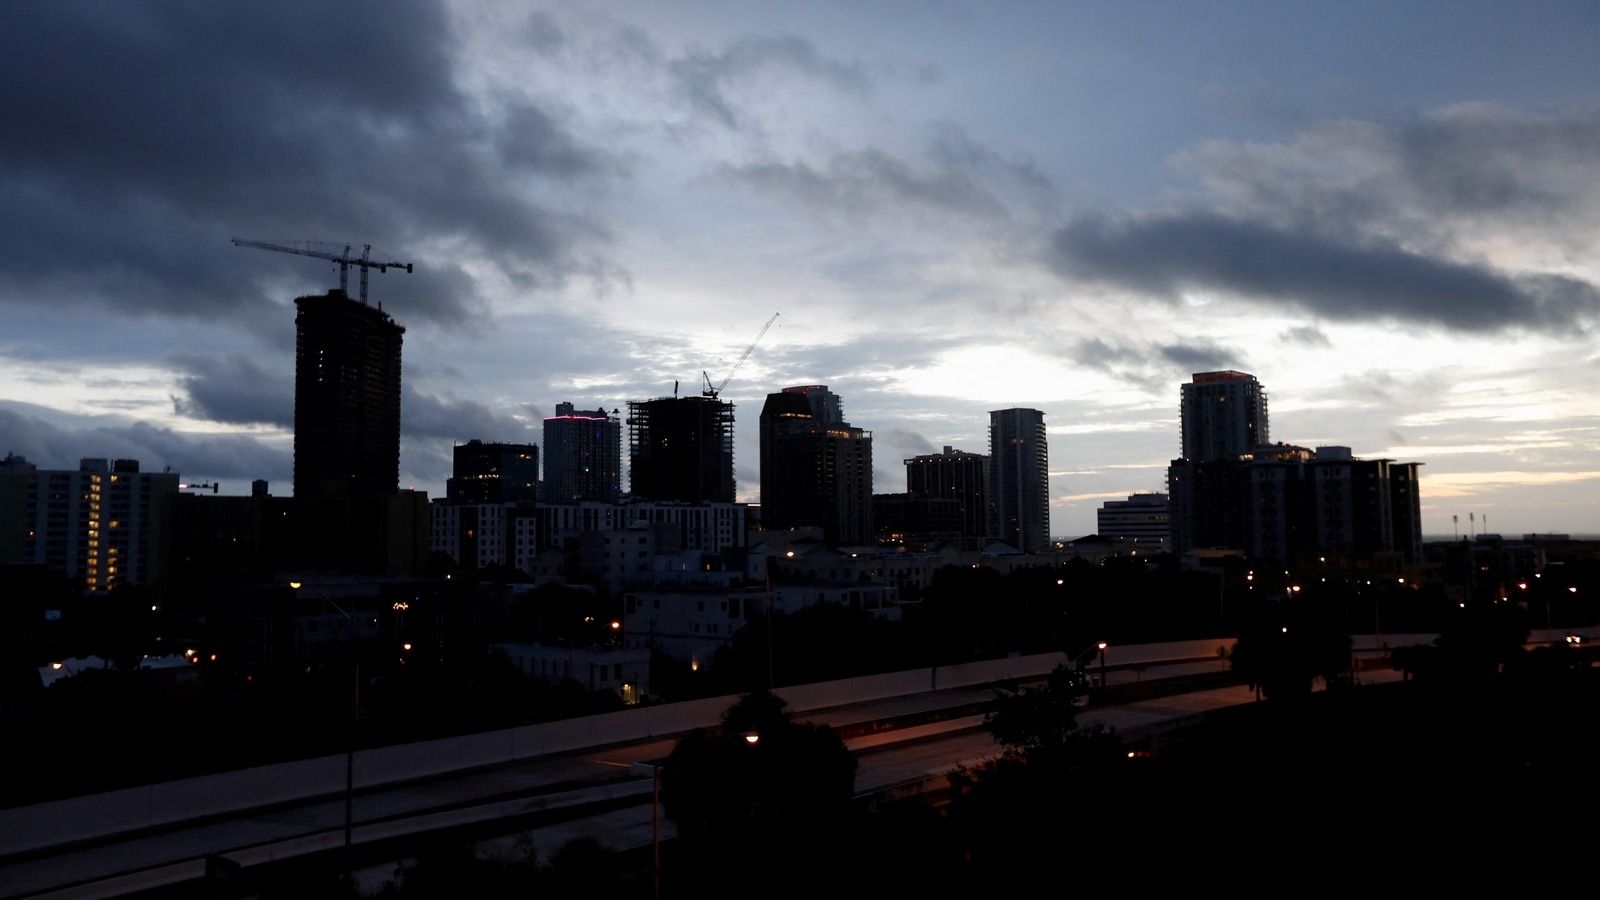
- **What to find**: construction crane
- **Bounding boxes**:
[703,312,779,399]
[231,238,413,305]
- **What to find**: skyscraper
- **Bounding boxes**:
[293,289,404,500]
[543,403,622,503]
[1180,370,1268,461]
[447,439,539,503]
[904,446,990,549]
[627,395,736,503]
[989,408,1049,553]
[760,386,873,546]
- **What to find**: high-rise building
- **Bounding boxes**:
[0,456,178,591]
[627,395,736,503]
[1097,492,1170,551]
[446,440,539,503]
[989,408,1049,552]
[760,386,873,546]
[904,446,990,548]
[293,289,404,500]
[542,403,622,503]
[1168,443,1424,566]
[1180,371,1268,461]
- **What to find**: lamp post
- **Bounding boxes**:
[289,581,357,864]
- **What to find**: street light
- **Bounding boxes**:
[289,580,358,863]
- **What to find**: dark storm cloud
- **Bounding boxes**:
[0,2,616,326]
[1059,338,1243,395]
[669,35,869,129]
[170,353,293,427]
[1158,342,1239,371]
[1187,105,1600,229]
[1048,211,1600,334]
[401,385,536,443]
[0,406,288,483]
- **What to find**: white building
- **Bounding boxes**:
[1096,493,1171,552]
[0,456,179,591]
[492,641,649,704]
[623,582,899,672]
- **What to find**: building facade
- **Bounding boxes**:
[1180,370,1268,462]
[759,386,874,546]
[989,408,1049,553]
[904,446,990,548]
[293,289,404,500]
[0,456,178,591]
[1169,444,1424,567]
[626,396,736,503]
[446,440,539,503]
[1097,492,1171,551]
[542,403,622,503]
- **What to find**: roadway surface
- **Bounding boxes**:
[4,659,1396,899]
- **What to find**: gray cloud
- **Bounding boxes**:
[170,354,293,428]
[1184,105,1600,238]
[0,2,618,328]
[726,149,1006,221]
[402,385,537,444]
[1048,210,1600,334]
[1158,342,1239,371]
[0,406,289,484]
[669,35,869,129]
[1280,326,1332,348]
[1056,338,1243,395]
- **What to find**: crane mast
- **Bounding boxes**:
[231,238,413,305]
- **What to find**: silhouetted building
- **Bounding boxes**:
[905,445,990,549]
[447,440,538,503]
[990,408,1049,552]
[1097,492,1170,551]
[760,386,873,546]
[627,396,735,503]
[293,289,404,500]
[873,492,962,550]
[1181,370,1268,462]
[0,456,178,591]
[542,403,622,503]
[1170,444,1423,567]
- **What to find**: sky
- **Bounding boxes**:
[3,1,1599,539]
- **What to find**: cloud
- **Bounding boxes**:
[0,2,619,328]
[402,384,537,443]
[1054,338,1243,395]
[1047,210,1600,334]
[1043,105,1600,338]
[722,124,1059,227]
[170,353,293,428]
[0,406,289,484]
[669,34,869,129]
[726,149,1007,221]
[1182,104,1600,245]
[1280,326,1331,348]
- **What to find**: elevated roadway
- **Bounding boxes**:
[5,631,1527,900]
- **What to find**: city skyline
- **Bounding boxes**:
[3,3,1599,537]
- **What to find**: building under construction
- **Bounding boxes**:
[626,396,736,503]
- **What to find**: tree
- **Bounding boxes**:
[944,665,1125,881]
[660,691,858,894]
